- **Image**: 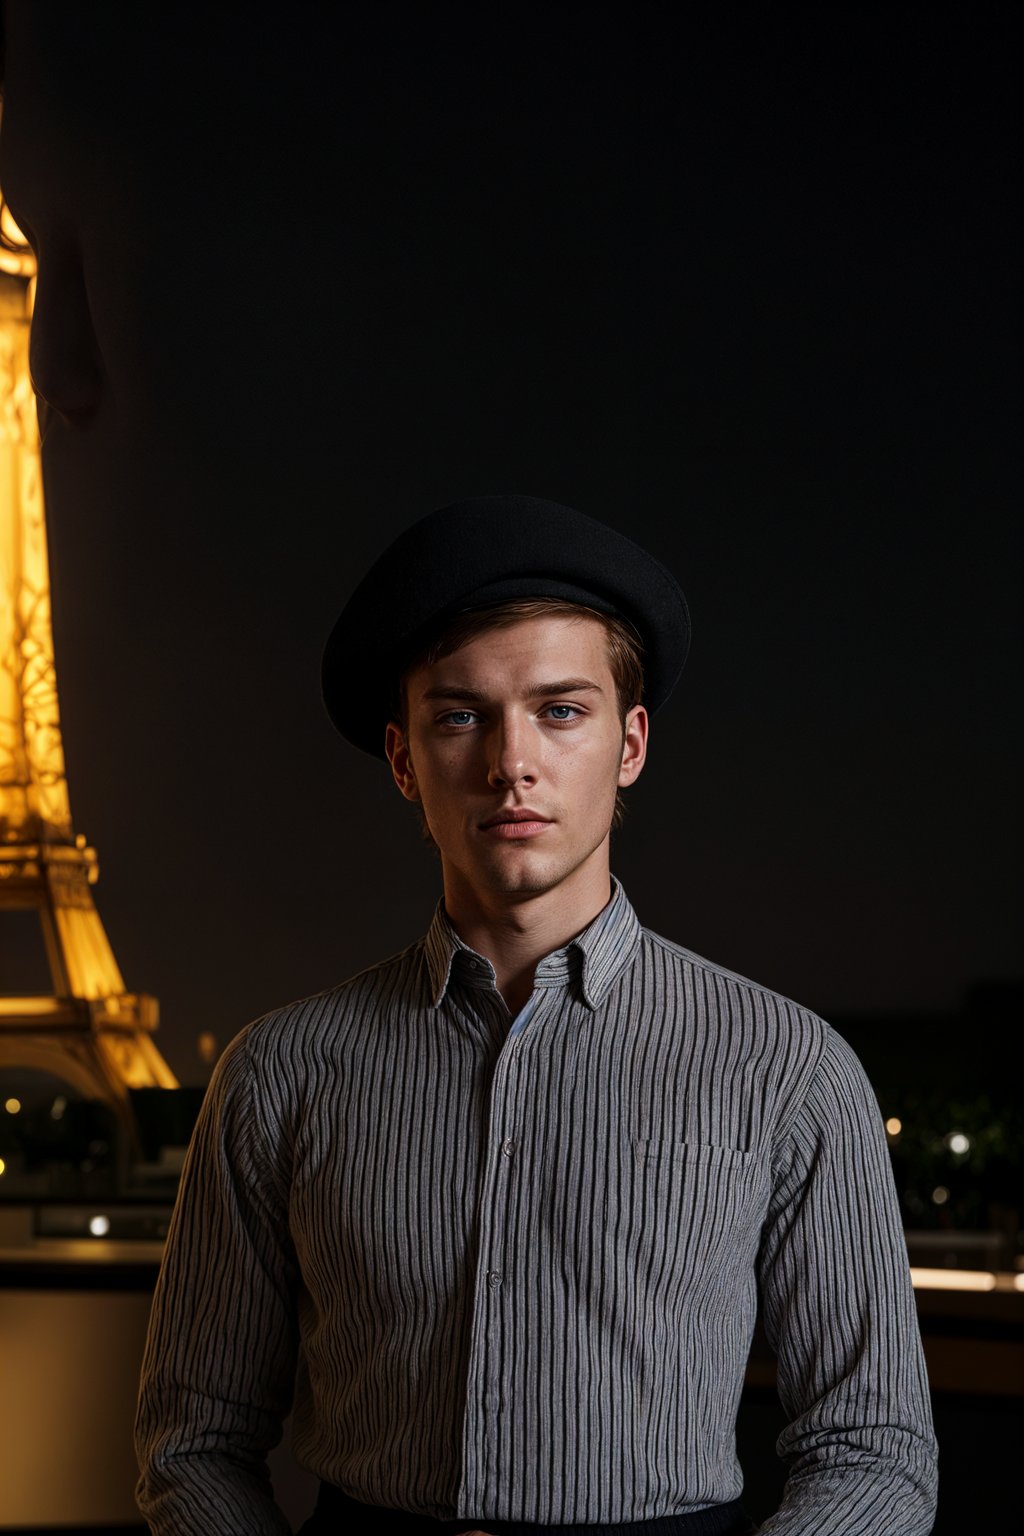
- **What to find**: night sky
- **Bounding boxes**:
[0,3,1019,1085]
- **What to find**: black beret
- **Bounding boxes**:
[322,494,690,758]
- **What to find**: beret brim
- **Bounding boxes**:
[321,495,690,758]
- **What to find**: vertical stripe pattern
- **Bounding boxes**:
[135,881,938,1534]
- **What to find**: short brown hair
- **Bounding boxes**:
[394,597,645,833]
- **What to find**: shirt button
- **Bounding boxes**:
[487,1271,503,1289]
[501,1138,516,1157]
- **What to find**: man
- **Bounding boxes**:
[135,496,938,1535]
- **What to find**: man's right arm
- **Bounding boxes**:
[134,1030,299,1536]
[753,1028,938,1534]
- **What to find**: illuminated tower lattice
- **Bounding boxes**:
[0,202,176,1122]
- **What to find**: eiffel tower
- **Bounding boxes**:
[0,200,176,1133]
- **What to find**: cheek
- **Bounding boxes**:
[410,746,475,814]
[420,742,474,783]
[555,729,623,783]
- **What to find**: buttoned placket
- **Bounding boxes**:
[456,979,547,1511]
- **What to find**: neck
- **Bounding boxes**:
[442,857,613,1015]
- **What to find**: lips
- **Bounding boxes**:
[479,808,553,840]
[479,808,550,829]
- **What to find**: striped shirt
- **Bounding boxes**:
[134,880,938,1534]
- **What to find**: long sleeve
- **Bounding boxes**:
[134,1030,299,1535]
[755,1029,938,1534]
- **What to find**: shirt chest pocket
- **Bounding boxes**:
[628,1137,766,1289]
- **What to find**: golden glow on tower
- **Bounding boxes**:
[0,192,176,1111]
[0,212,72,844]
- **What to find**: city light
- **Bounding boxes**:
[946,1132,971,1155]
[910,1268,998,1292]
[885,1117,902,1136]
[4,1097,21,1114]
[88,1215,111,1237]
[0,1157,5,1176]
[931,1186,950,1205]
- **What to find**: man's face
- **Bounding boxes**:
[386,613,647,908]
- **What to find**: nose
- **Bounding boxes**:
[486,711,538,790]
[29,244,103,431]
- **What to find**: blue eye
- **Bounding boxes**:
[443,710,477,726]
[546,705,580,720]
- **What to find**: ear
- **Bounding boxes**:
[385,721,421,802]
[617,705,648,788]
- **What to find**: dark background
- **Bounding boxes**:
[0,1,1019,1086]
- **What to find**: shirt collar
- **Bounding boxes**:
[423,876,641,1011]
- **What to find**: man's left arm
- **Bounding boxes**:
[754,1027,938,1535]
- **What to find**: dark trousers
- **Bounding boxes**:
[297,1484,757,1536]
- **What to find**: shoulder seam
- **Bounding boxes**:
[234,1028,289,1199]
[642,927,826,1026]
[242,936,428,1038]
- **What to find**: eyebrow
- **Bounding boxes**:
[419,678,604,703]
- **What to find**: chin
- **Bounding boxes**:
[459,848,550,894]
[480,849,595,899]
[488,871,561,897]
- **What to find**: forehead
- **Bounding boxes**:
[407,612,613,688]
